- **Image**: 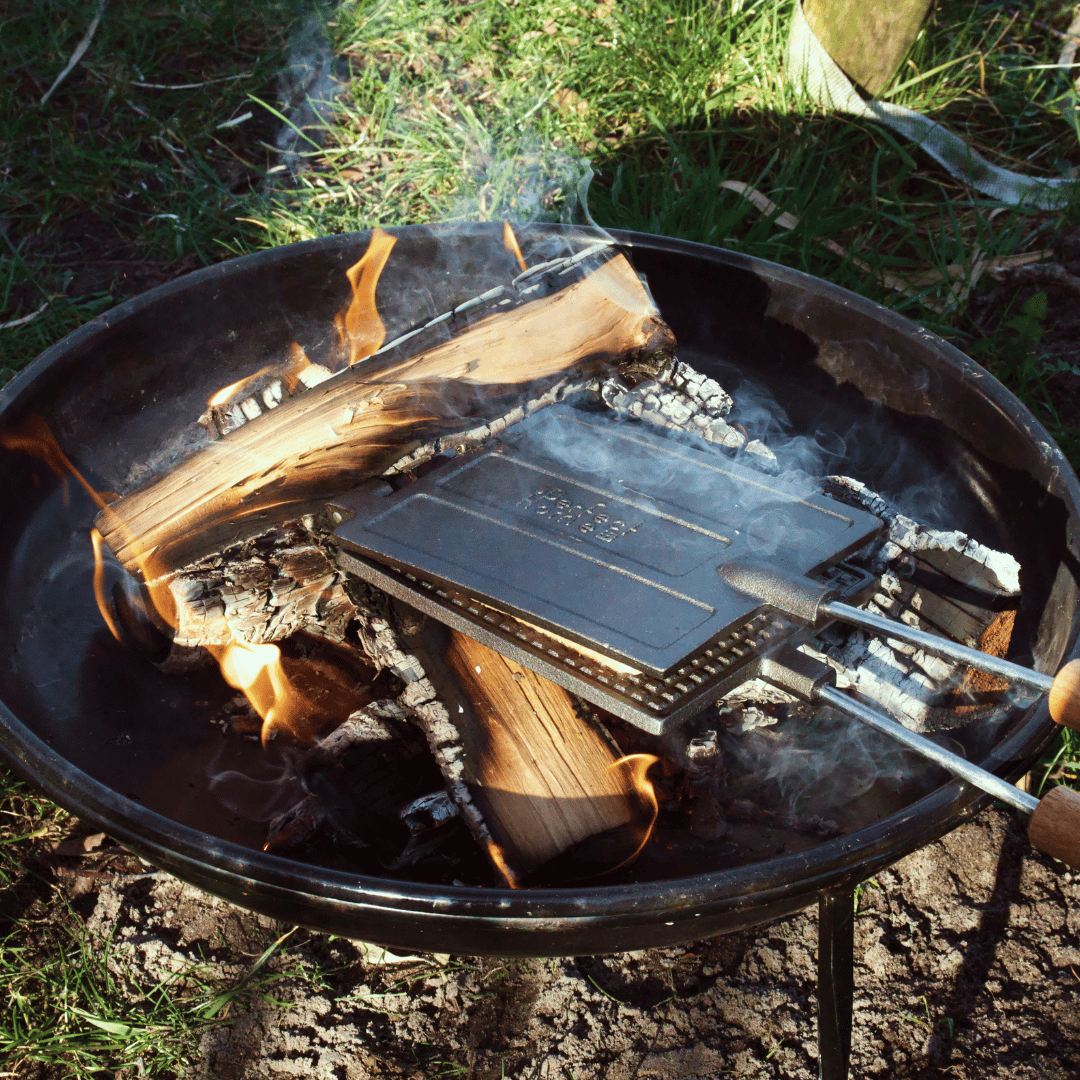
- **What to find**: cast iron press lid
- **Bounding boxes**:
[334,406,881,729]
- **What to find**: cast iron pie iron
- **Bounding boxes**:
[331,405,1080,867]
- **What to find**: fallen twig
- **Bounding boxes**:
[40,0,107,106]
[215,111,253,130]
[0,299,51,330]
[1001,261,1080,296]
[720,180,954,311]
[131,73,250,90]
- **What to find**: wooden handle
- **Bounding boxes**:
[1049,659,1080,731]
[1028,786,1080,869]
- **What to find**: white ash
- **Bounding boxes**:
[599,372,780,466]
[825,475,1021,595]
[381,375,593,476]
[683,730,721,779]
[717,705,778,734]
[320,708,400,751]
[600,377,748,451]
[400,789,459,828]
[166,523,358,652]
[722,678,798,708]
[803,477,1022,733]
[663,358,734,418]
[801,636,965,734]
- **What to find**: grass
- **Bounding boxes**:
[0,888,310,1078]
[0,0,308,375]
[2,0,1080,1073]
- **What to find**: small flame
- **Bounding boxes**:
[206,344,316,410]
[206,639,374,748]
[206,640,305,746]
[282,341,314,392]
[207,373,259,409]
[502,221,528,273]
[485,839,521,889]
[90,528,124,643]
[606,753,660,871]
[1,417,176,632]
[335,227,397,366]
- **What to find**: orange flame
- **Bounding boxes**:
[335,228,397,366]
[206,640,372,747]
[207,370,270,409]
[90,527,124,643]
[606,753,660,872]
[206,640,305,746]
[206,343,315,410]
[282,341,315,392]
[1,417,175,632]
[502,221,527,273]
[485,839,522,889]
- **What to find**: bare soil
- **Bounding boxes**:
[48,804,1080,1080]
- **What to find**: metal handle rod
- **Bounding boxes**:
[816,684,1039,814]
[821,600,1054,695]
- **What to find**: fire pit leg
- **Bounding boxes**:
[817,885,855,1080]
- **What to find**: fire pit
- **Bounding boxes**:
[0,224,1077,1079]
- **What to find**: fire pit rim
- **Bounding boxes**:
[0,223,1075,952]
[0,686,1055,934]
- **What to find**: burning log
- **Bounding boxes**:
[403,615,653,883]
[82,238,673,883]
[95,250,675,577]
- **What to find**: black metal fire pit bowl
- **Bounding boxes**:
[1,224,1077,973]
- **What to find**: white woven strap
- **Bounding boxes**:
[785,0,1078,211]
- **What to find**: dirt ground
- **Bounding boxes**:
[53,803,1078,1080]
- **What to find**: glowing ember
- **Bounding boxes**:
[336,227,397,366]
[502,221,528,273]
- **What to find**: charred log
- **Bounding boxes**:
[95,252,676,576]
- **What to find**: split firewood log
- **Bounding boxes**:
[401,614,652,883]
[95,251,675,578]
